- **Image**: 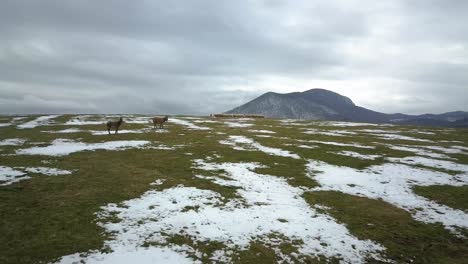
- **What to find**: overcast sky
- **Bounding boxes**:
[0,0,467,115]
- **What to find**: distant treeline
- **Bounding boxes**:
[214,114,265,118]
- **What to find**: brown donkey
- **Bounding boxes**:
[107,117,123,135]
[152,115,168,129]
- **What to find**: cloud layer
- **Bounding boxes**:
[0,0,467,115]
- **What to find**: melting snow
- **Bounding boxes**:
[387,145,452,160]
[57,160,385,263]
[0,138,26,146]
[0,166,71,185]
[386,156,468,173]
[224,122,254,128]
[299,140,375,149]
[16,139,150,156]
[220,136,300,159]
[17,115,60,129]
[308,160,468,232]
[0,166,30,185]
[171,118,211,130]
[332,151,381,160]
[303,129,352,137]
[248,129,276,134]
[42,128,83,133]
[0,123,11,127]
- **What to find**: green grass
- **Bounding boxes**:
[304,191,468,264]
[0,115,467,263]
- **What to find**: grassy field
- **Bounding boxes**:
[0,115,467,263]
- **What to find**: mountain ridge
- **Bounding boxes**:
[226,89,468,127]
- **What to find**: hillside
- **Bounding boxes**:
[1,114,468,263]
[226,89,468,127]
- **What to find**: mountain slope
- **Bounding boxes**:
[226,89,468,127]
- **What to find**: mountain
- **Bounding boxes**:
[225,89,468,127]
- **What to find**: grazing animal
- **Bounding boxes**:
[106,117,123,135]
[152,115,169,129]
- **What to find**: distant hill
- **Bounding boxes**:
[225,89,468,127]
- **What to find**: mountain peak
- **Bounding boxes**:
[225,88,468,127]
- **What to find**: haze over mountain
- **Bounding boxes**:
[226,89,468,127]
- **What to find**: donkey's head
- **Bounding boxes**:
[164,116,169,122]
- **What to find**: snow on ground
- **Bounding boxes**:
[386,156,468,173]
[224,121,254,128]
[331,151,381,160]
[193,120,218,123]
[371,134,432,143]
[248,129,276,134]
[308,160,468,232]
[17,115,60,129]
[171,118,211,130]
[57,246,198,264]
[21,167,72,176]
[91,129,150,135]
[297,144,318,149]
[0,166,30,185]
[317,121,384,127]
[124,116,153,124]
[64,115,107,125]
[220,135,300,159]
[57,160,385,263]
[42,128,167,135]
[421,145,468,155]
[359,129,400,134]
[303,129,355,137]
[43,128,83,133]
[298,139,375,149]
[279,119,311,126]
[254,135,273,138]
[0,166,72,185]
[16,139,150,156]
[386,145,453,160]
[0,138,26,146]
[0,123,11,127]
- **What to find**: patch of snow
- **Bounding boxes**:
[150,179,166,186]
[297,145,318,149]
[57,246,197,264]
[387,145,452,160]
[91,129,149,135]
[387,156,468,173]
[332,151,381,160]
[0,165,71,185]
[0,138,26,146]
[220,136,300,159]
[224,122,254,128]
[16,139,150,156]
[248,129,276,134]
[303,129,350,137]
[171,118,211,130]
[318,121,384,127]
[308,160,468,232]
[58,160,385,263]
[0,166,30,186]
[193,120,218,123]
[373,134,432,143]
[255,135,272,138]
[299,140,375,149]
[421,146,467,155]
[17,115,60,129]
[0,123,11,127]
[21,167,72,176]
[42,128,82,133]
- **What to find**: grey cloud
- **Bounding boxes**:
[0,0,466,115]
